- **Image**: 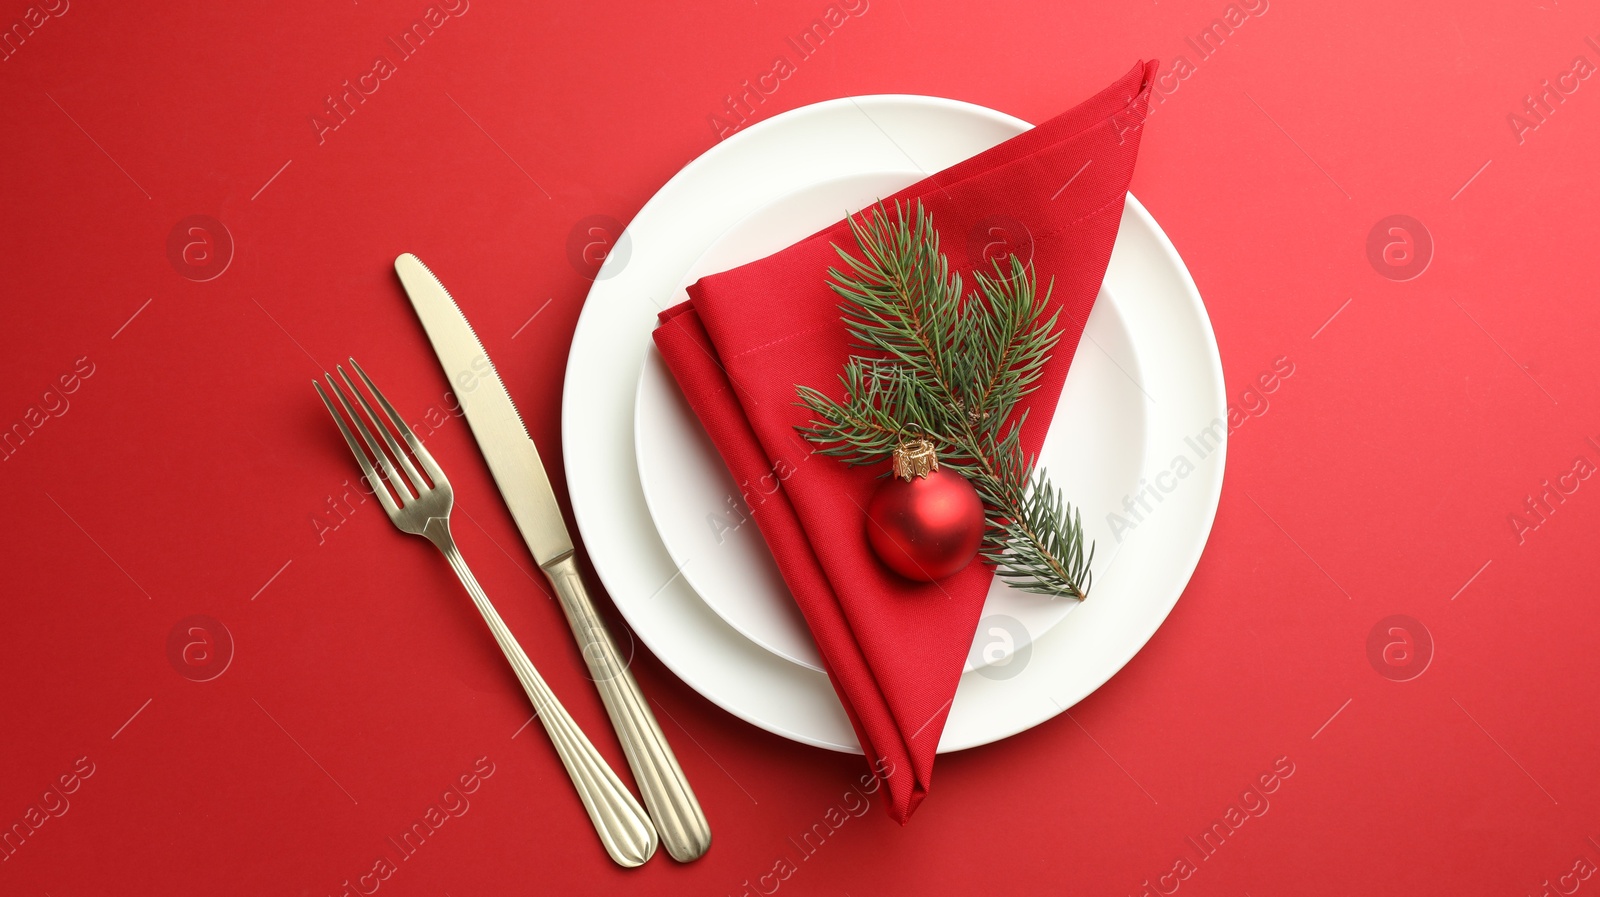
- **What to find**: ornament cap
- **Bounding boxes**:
[892,438,940,480]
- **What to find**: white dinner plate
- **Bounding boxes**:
[633,170,1148,673]
[565,94,1225,753]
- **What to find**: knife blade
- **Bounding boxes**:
[394,253,572,564]
[394,252,711,863]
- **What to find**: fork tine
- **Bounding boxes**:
[337,363,427,494]
[326,369,413,505]
[314,379,400,518]
[349,357,446,485]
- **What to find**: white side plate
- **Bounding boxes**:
[633,169,1147,673]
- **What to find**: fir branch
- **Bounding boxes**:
[796,200,1094,600]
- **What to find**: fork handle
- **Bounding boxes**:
[542,553,711,862]
[428,526,658,868]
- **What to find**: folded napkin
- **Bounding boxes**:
[653,61,1156,823]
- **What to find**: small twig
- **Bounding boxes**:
[796,201,1093,598]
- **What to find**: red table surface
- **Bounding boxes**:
[3,0,1597,894]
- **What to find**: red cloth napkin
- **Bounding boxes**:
[652,61,1156,823]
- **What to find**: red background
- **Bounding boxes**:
[3,0,1597,894]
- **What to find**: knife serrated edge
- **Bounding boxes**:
[398,253,536,440]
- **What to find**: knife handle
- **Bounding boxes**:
[542,553,712,862]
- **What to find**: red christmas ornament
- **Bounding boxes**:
[865,440,985,581]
